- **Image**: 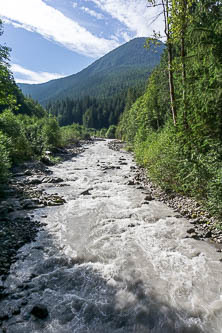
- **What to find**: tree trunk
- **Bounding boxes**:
[168,41,177,126]
[181,0,188,127]
[164,0,177,125]
[181,33,188,127]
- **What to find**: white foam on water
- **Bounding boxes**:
[1,140,222,333]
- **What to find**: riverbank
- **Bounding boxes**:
[0,143,87,282]
[0,139,222,332]
[1,138,221,283]
[109,140,222,248]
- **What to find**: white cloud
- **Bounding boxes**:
[72,2,78,9]
[120,31,132,42]
[2,18,34,32]
[0,0,119,58]
[90,0,164,38]
[11,64,64,84]
[80,6,104,20]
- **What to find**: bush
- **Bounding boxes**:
[61,125,80,146]
[0,131,11,183]
[82,132,91,140]
[207,165,222,217]
[42,117,61,148]
[60,124,92,145]
[134,125,182,190]
[19,115,45,156]
[0,109,31,163]
[134,123,222,218]
[106,125,117,139]
[99,128,107,137]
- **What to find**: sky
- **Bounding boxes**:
[0,0,164,84]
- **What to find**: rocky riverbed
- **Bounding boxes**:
[0,139,222,333]
[109,140,222,247]
[1,139,222,282]
[0,144,86,281]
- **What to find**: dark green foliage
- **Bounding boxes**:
[106,125,117,139]
[0,131,11,182]
[47,85,143,129]
[117,1,222,219]
[0,20,46,119]
[0,21,17,111]
[116,57,170,143]
[0,20,82,184]
[18,38,165,105]
[0,110,63,163]
[0,19,55,183]
[0,109,31,163]
[60,124,90,145]
[42,117,61,148]
[99,128,107,137]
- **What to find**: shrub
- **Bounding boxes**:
[42,117,61,148]
[0,131,11,183]
[60,124,92,145]
[106,125,117,139]
[0,109,31,163]
[99,128,107,137]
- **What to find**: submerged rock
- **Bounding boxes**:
[30,304,48,319]
[41,156,54,166]
[28,177,42,185]
[127,180,135,185]
[144,194,154,201]
[187,228,196,234]
[80,189,92,196]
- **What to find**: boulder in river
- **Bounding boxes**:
[80,189,92,195]
[127,180,135,185]
[144,194,154,201]
[28,177,42,185]
[41,156,54,166]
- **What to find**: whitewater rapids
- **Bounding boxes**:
[1,140,222,333]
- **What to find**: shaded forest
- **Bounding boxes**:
[46,85,144,128]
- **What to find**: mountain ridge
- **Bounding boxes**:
[18,37,165,105]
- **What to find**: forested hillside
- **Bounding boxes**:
[46,85,143,128]
[18,38,165,105]
[40,38,164,128]
[117,0,222,218]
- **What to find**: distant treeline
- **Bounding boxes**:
[46,85,144,129]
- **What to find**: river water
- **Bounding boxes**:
[1,140,222,333]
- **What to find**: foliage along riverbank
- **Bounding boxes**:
[109,140,222,246]
[0,20,96,190]
[0,109,95,188]
[117,1,222,224]
[0,140,88,281]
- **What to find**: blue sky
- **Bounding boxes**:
[0,0,164,84]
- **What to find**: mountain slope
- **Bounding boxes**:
[18,38,165,105]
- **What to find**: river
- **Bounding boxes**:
[0,140,222,332]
